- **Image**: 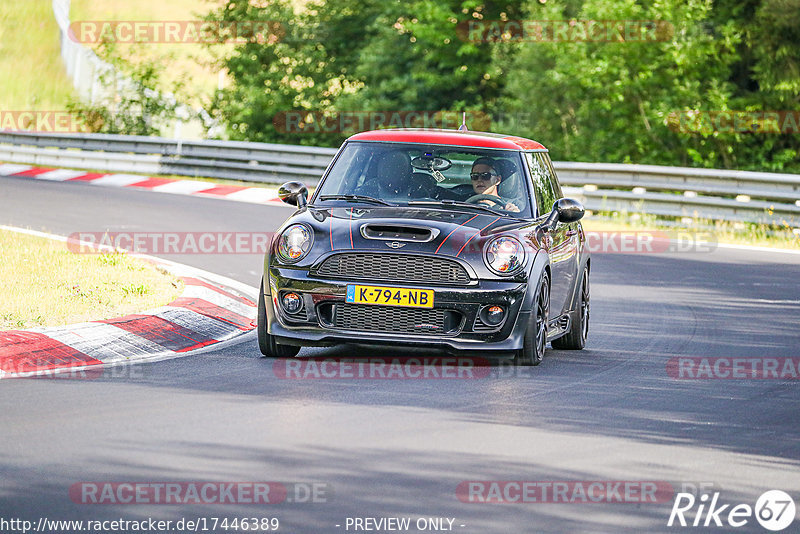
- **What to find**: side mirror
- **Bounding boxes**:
[539,198,585,232]
[555,198,585,223]
[278,181,308,208]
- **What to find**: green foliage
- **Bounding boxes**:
[499,0,799,171]
[207,0,799,172]
[67,43,190,136]
[207,0,525,146]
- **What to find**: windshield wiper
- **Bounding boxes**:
[408,199,505,216]
[317,194,394,206]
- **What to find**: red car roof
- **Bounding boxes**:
[346,129,547,151]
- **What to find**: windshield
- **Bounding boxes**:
[314,141,533,217]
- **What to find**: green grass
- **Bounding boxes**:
[0,1,76,111]
[70,0,229,105]
[0,229,183,329]
[69,0,314,104]
[0,0,226,114]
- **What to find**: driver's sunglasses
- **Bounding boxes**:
[470,171,497,182]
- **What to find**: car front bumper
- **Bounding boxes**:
[265,266,532,354]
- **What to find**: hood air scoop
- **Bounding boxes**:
[360,224,439,243]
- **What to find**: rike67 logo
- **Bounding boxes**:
[668,490,796,531]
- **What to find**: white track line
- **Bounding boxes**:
[715,242,800,255]
[0,225,259,298]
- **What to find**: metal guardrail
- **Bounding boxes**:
[0,131,336,182]
[555,162,800,226]
[1,130,799,226]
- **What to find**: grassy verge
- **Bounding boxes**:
[0,0,225,114]
[0,229,183,330]
[0,0,75,111]
[70,0,228,105]
[582,211,800,251]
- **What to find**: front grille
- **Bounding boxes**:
[321,303,462,336]
[314,253,470,285]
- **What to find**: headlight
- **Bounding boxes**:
[484,236,525,274]
[277,224,313,263]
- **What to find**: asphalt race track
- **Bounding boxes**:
[1,175,799,533]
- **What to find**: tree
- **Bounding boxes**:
[499,0,799,172]
[208,0,525,146]
[208,0,799,171]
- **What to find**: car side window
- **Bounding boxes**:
[525,152,556,217]
[542,154,564,198]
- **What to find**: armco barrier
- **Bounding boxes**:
[0,131,335,183]
[1,130,798,225]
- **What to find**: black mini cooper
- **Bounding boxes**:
[258,129,590,365]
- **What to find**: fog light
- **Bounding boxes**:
[482,305,505,326]
[282,292,302,313]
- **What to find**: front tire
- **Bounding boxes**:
[257,281,301,358]
[514,273,549,366]
[552,264,589,350]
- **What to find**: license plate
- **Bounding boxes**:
[346,285,434,308]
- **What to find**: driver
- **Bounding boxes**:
[470,157,520,212]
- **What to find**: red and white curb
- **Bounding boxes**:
[0,163,294,206]
[0,227,259,379]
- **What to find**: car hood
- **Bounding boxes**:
[279,205,543,260]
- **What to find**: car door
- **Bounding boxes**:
[543,154,580,317]
[524,152,576,319]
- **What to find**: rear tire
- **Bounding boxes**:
[514,273,549,366]
[258,281,301,358]
[552,265,589,350]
